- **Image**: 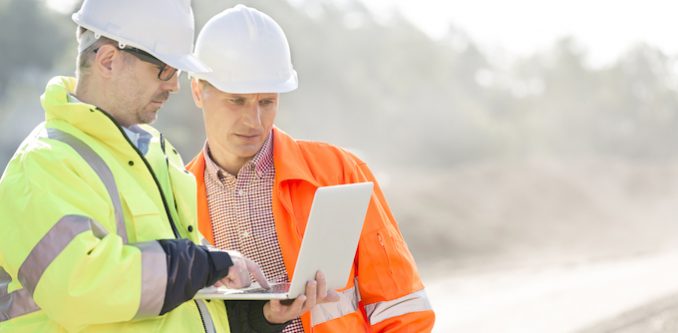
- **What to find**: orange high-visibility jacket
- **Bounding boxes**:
[187,127,435,332]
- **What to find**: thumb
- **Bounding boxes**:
[269,300,282,312]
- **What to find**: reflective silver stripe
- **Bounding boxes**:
[311,286,359,326]
[364,289,433,325]
[0,267,10,298]
[131,241,167,318]
[0,288,39,322]
[18,215,93,294]
[47,128,128,244]
[195,299,216,333]
[0,267,38,322]
[2,216,107,322]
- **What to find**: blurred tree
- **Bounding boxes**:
[4,0,678,266]
[506,38,678,160]
[5,0,678,168]
[598,45,678,159]
[0,0,71,100]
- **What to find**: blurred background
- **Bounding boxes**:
[5,0,678,331]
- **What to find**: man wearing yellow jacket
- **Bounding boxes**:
[0,0,324,332]
[187,5,435,332]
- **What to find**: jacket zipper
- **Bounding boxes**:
[97,108,180,238]
[97,108,208,332]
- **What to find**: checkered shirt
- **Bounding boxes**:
[203,133,304,332]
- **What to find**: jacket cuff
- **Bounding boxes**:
[156,239,233,315]
[204,246,233,286]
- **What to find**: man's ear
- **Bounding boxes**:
[93,44,117,79]
[191,78,204,108]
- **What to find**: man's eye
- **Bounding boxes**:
[260,100,275,106]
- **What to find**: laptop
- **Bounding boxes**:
[194,181,374,300]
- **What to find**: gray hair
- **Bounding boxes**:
[75,27,116,78]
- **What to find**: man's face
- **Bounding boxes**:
[111,49,179,126]
[191,80,278,168]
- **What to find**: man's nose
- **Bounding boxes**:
[162,73,180,93]
[242,103,262,127]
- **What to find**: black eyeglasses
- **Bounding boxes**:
[94,46,179,81]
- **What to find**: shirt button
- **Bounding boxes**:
[237,189,245,196]
[242,231,250,238]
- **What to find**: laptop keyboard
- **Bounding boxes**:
[241,282,290,294]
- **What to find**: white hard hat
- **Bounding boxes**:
[72,0,210,74]
[192,4,298,93]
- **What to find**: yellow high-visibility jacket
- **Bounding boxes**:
[0,77,230,332]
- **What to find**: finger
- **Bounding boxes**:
[226,260,242,281]
[325,289,340,302]
[226,268,242,288]
[239,267,251,288]
[303,280,317,311]
[246,259,270,289]
[316,271,328,300]
[224,267,237,288]
[229,259,252,289]
[224,277,237,289]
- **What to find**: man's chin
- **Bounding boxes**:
[138,110,159,125]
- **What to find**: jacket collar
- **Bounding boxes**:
[271,127,318,187]
[41,76,143,153]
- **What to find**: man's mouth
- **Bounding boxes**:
[236,133,260,140]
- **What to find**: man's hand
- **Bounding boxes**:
[215,250,270,289]
[263,271,340,324]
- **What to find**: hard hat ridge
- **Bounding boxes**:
[192,4,298,94]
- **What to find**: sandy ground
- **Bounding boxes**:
[423,251,678,333]
[578,290,678,333]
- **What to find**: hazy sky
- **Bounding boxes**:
[48,0,678,67]
[359,0,678,67]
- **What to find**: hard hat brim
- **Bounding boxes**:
[73,12,212,74]
[160,53,212,74]
[191,70,298,94]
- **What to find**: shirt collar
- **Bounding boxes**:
[203,130,274,182]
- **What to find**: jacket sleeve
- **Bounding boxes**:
[225,300,289,333]
[157,239,233,314]
[352,159,436,332]
[0,145,228,331]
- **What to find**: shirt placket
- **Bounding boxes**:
[234,167,253,256]
[203,140,304,332]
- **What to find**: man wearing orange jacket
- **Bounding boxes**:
[186,5,435,332]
